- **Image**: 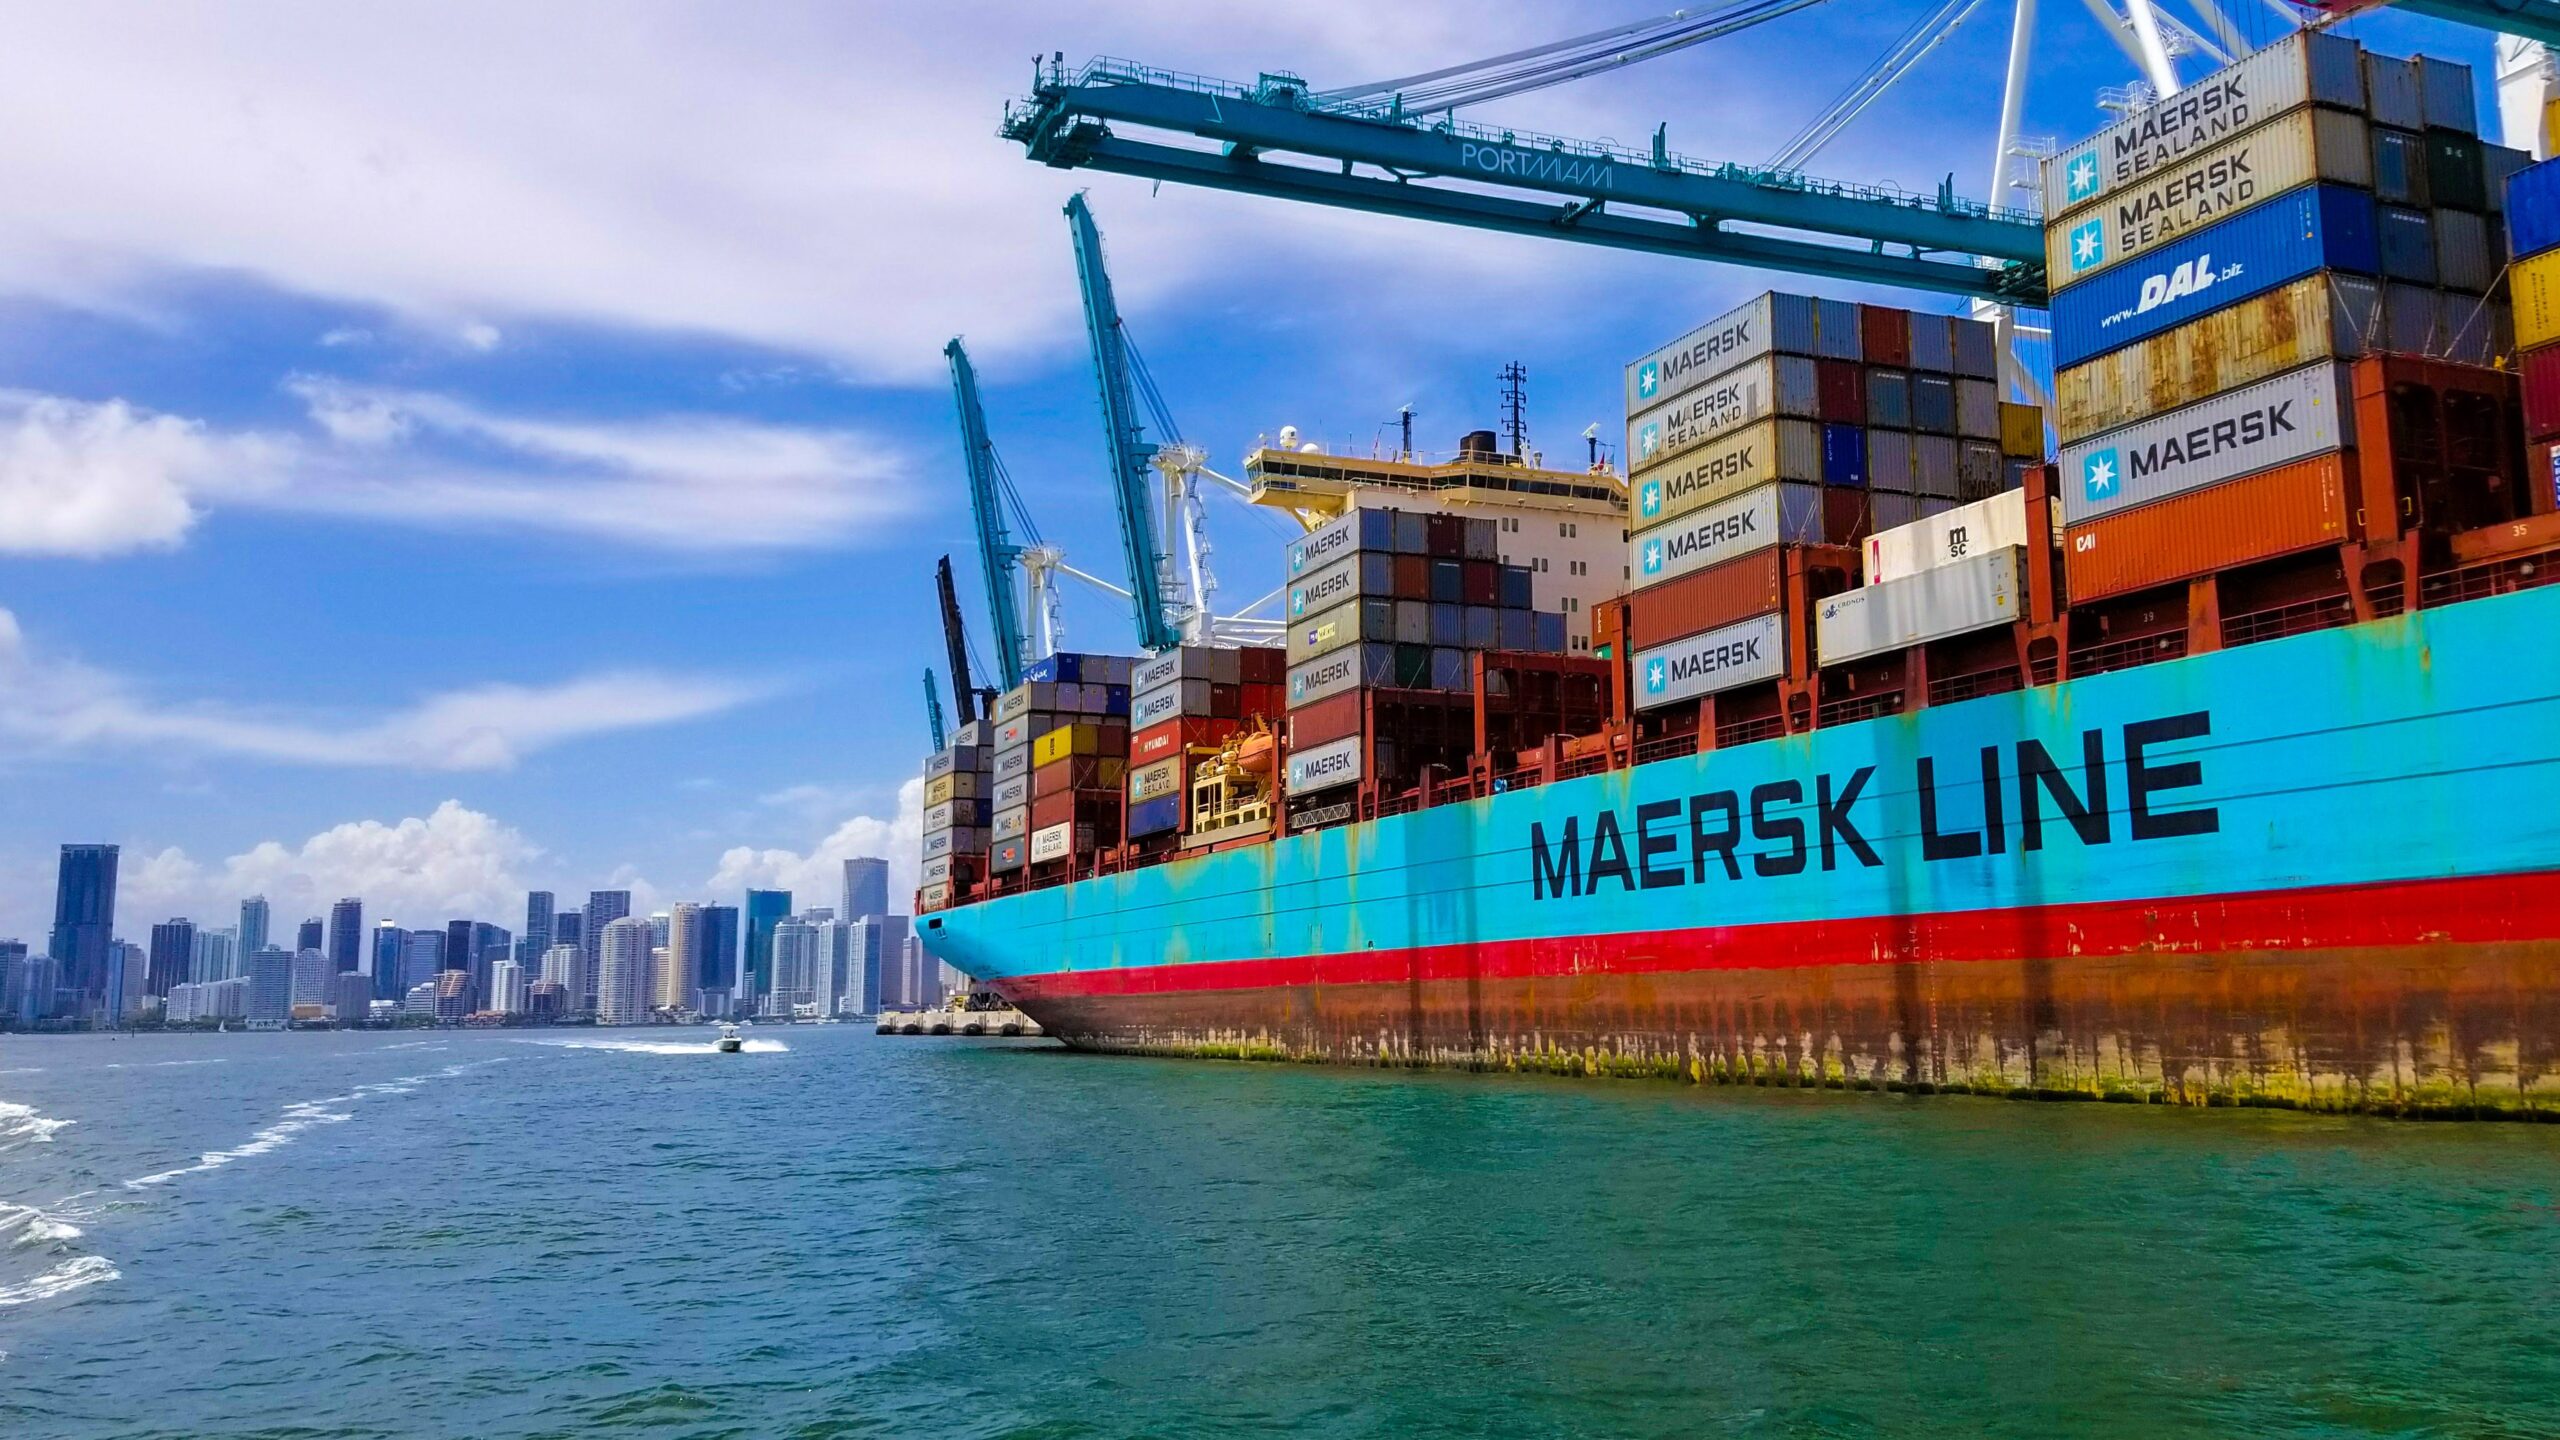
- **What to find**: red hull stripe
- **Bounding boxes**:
[1000,871,2560,1001]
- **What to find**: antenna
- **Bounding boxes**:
[1582,422,1600,470]
[1398,404,1414,460]
[1498,362,1528,459]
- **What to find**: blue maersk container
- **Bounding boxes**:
[2051,184,2379,370]
[1819,423,1866,486]
[2510,158,2560,261]
[1126,793,1181,839]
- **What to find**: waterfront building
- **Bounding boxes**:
[238,895,269,959]
[296,918,323,953]
[899,932,929,1010]
[443,919,474,991]
[811,918,849,1017]
[743,889,790,1004]
[697,904,739,1016]
[0,940,26,1020]
[522,891,555,967]
[371,922,407,1001]
[112,941,146,1019]
[47,844,119,1019]
[327,898,364,973]
[647,946,673,1012]
[403,930,445,994]
[290,948,331,1010]
[147,919,196,998]
[648,911,671,950]
[843,857,888,921]
[766,917,818,1017]
[582,891,630,1011]
[432,970,470,1021]
[539,944,580,997]
[171,975,250,1024]
[553,908,583,955]
[191,927,237,985]
[490,959,526,1015]
[526,980,567,1021]
[16,954,59,1026]
[595,916,650,1025]
[666,903,704,1012]
[402,980,438,1020]
[328,971,371,1023]
[247,946,293,1026]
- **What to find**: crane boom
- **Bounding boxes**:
[944,338,1029,688]
[935,554,980,727]
[1066,194,1179,653]
[923,669,947,752]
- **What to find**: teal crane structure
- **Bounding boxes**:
[1065,193,1179,654]
[923,669,948,752]
[943,337,1031,690]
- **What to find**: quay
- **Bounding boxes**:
[874,1007,1043,1037]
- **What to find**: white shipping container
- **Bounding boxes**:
[919,826,988,861]
[1632,612,1788,710]
[1630,481,1828,588]
[1817,546,2024,666]
[1623,292,1819,414]
[1128,756,1182,804]
[1629,418,1823,527]
[920,854,953,886]
[993,805,1028,841]
[1029,822,1085,864]
[1285,733,1364,795]
[1130,645,1244,693]
[1866,491,2036,582]
[1130,678,1213,730]
[2057,361,2354,525]
[1286,645,1394,709]
[992,774,1029,811]
[993,682,1059,722]
[2048,107,2373,286]
[2043,29,2365,219]
[1626,354,1820,472]
[993,747,1030,782]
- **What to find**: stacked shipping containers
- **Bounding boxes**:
[1125,646,1285,841]
[2042,32,2530,602]
[1027,716,1128,869]
[2514,157,2560,503]
[1816,490,2033,667]
[986,654,1132,877]
[1281,506,1568,807]
[917,720,988,913]
[1620,292,2027,717]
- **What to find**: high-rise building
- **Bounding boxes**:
[47,844,118,1018]
[766,917,819,1016]
[290,949,331,1012]
[147,919,197,999]
[443,919,475,1004]
[371,922,408,1001]
[582,891,631,1012]
[111,941,145,1020]
[404,930,445,994]
[812,918,849,1017]
[697,904,739,1016]
[539,944,580,995]
[328,971,372,1023]
[238,895,270,959]
[901,931,929,1009]
[848,914,909,1015]
[0,940,27,1022]
[842,857,889,921]
[743,890,791,1003]
[553,908,583,954]
[489,959,527,1015]
[663,903,702,1012]
[296,918,324,953]
[191,927,237,985]
[403,980,438,1020]
[595,916,650,1025]
[523,891,555,963]
[327,898,364,973]
[470,922,511,1007]
[246,946,293,1027]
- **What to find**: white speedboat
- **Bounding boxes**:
[716,1023,744,1054]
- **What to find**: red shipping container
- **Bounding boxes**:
[1208,683,1240,718]
[1289,691,1365,749]
[1237,647,1287,684]
[2526,344,2560,442]
[2063,453,2353,604]
[1239,682,1286,719]
[1029,789,1075,831]
[1815,360,1866,424]
[2534,440,2560,516]
[1861,307,1912,368]
[1130,715,1241,766]
[1462,559,1498,605]
[1393,553,1430,599]
[1032,754,1120,798]
[1628,549,1784,651]
[1425,513,1465,557]
[1823,487,1873,548]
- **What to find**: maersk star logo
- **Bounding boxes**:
[2069,219,2105,272]
[1636,361,1660,399]
[1644,657,1667,694]
[1641,537,1665,574]
[1639,479,1662,518]
[2066,153,2099,203]
[2083,448,2121,503]
[1291,675,1307,699]
[1290,591,1307,617]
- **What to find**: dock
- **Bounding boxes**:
[874,1007,1043,1037]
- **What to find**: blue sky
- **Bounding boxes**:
[0,1,2502,943]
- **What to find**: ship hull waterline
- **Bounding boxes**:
[924,586,2560,1118]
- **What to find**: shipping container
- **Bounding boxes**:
[1867,428,1915,492]
[1288,690,1364,750]
[1953,318,1998,380]
[2527,345,2560,442]
[1029,822,1098,865]
[1872,491,1921,530]
[1287,595,1398,666]
[1861,306,1911,366]
[1956,440,2005,500]
[2434,207,2495,292]
[1285,733,1364,795]
[1033,755,1122,799]
[1627,549,1785,650]
[1956,379,2000,440]
[1627,353,1821,471]
[924,798,992,834]
[920,854,953,887]
[921,744,986,783]
[1392,510,1427,555]
[1817,545,2024,665]
[1632,611,1788,710]
[991,710,1063,752]
[1865,488,2032,583]
[1286,507,1394,578]
[1814,297,1863,360]
[1629,417,1823,526]
[1999,402,2045,458]
[1499,565,1533,607]
[2048,183,2377,369]
[1031,722,1120,768]
[1427,604,1461,647]
[918,826,989,861]
[992,805,1027,841]
[1392,599,1428,645]
[2057,361,2353,525]
[2376,204,2437,282]
[1127,756,1184,805]
[1130,678,1222,730]
[2043,29,2364,218]
[1462,516,1499,561]
[1130,645,1244,694]
[2049,108,2373,286]
[1286,551,1393,620]
[1430,646,1470,689]
[1285,643,1395,708]
[1908,313,1955,373]
[1913,435,1960,499]
[1632,480,1837,587]
[992,773,1029,812]
[1028,788,1115,835]
[1623,291,1820,414]
[2364,51,2421,131]
[2371,126,2430,207]
[2382,282,2441,356]
[1911,373,1956,435]
[1866,368,1912,428]
[1461,605,1497,649]
[1126,793,1182,839]
[993,681,1058,722]
[992,747,1029,783]
[1130,714,1244,767]
[923,769,988,806]
[1815,359,1865,422]
[2483,143,2530,214]
[2055,272,2381,441]
[2516,250,2560,352]
[2062,451,2353,602]
[2510,158,2560,258]
[1820,422,1867,486]
[989,837,1027,875]
[2425,130,2486,212]
[2416,53,2476,135]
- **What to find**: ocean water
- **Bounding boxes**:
[4,1027,2560,1438]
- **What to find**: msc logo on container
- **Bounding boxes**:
[2082,448,2121,503]
[2068,218,2105,272]
[2065,152,2100,204]
[1635,361,1661,400]
[1639,479,1663,518]
[1640,536,1666,576]
[1636,421,1663,462]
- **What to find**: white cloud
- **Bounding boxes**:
[120,801,542,933]
[710,777,925,911]
[457,321,502,352]
[0,391,290,556]
[0,605,762,772]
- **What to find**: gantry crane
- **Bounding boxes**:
[943,338,1034,687]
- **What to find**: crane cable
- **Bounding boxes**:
[1766,0,1985,172]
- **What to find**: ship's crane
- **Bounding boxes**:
[935,555,989,727]
[944,338,1036,686]
[923,669,948,752]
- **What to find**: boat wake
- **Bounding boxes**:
[529,1036,791,1056]
[0,1101,71,1147]
[0,1256,118,1309]
[101,1057,229,1070]
[124,1058,506,1190]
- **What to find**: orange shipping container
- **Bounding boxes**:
[1627,549,1784,651]
[2062,453,2353,604]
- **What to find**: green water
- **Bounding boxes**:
[4,1028,2557,1436]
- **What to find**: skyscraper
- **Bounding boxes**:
[664,903,703,1012]
[848,914,909,1015]
[539,944,581,995]
[697,904,739,1017]
[296,918,324,953]
[327,898,364,973]
[842,857,888,921]
[743,889,790,1004]
[238,895,270,959]
[522,891,555,963]
[191,927,237,985]
[147,919,197,999]
[404,930,445,994]
[766,917,818,1016]
[553,908,584,953]
[47,844,118,1018]
[444,919,475,986]
[812,917,849,1017]
[489,959,527,1015]
[371,922,408,1001]
[247,946,293,1027]
[582,890,631,1013]
[595,917,650,1025]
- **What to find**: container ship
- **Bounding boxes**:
[921,34,2560,1117]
